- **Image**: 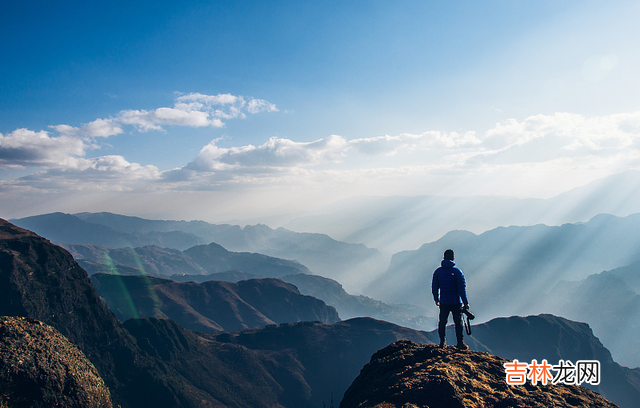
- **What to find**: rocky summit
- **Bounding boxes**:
[340,340,618,408]
[0,316,112,408]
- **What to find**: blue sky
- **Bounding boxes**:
[2,0,640,222]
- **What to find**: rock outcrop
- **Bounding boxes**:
[0,316,112,408]
[340,340,618,408]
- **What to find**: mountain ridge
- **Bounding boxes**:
[12,211,387,292]
[91,273,340,333]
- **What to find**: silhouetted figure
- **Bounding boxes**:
[432,249,470,349]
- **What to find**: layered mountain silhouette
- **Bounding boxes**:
[12,211,386,290]
[340,340,618,408]
[530,269,640,367]
[91,273,340,333]
[2,218,639,408]
[64,241,433,329]
[367,213,640,323]
[0,316,113,408]
[184,242,310,277]
[11,212,204,250]
[281,273,435,329]
[64,242,310,278]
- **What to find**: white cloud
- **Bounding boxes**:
[159,110,640,198]
[0,92,279,187]
[7,155,160,192]
[187,135,348,172]
[117,107,217,131]
[5,108,640,203]
[51,118,124,138]
[247,98,279,114]
[0,128,88,168]
[51,92,278,134]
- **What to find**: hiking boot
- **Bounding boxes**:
[456,341,468,350]
[439,339,446,348]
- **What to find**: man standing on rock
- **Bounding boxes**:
[432,249,470,350]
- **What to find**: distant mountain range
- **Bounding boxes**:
[136,271,436,330]
[528,265,640,368]
[367,213,640,317]
[281,273,436,329]
[2,217,639,408]
[12,211,387,291]
[284,170,640,253]
[63,242,310,278]
[91,274,340,333]
[60,241,432,328]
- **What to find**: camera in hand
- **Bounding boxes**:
[462,307,475,320]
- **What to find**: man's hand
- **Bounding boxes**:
[435,301,440,306]
[463,304,470,310]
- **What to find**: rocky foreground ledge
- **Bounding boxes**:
[340,340,617,408]
[0,316,112,408]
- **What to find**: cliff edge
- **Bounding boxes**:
[340,340,617,408]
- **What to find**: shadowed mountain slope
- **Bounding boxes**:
[91,273,340,333]
[0,218,427,407]
[0,218,209,408]
[0,218,341,407]
[0,316,113,408]
[213,317,434,407]
[340,340,618,408]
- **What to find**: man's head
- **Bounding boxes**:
[444,249,454,261]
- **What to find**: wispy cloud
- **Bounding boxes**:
[349,131,482,155]
[51,92,279,137]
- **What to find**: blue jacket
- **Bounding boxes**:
[432,259,469,305]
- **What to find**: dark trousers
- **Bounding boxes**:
[438,303,463,344]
